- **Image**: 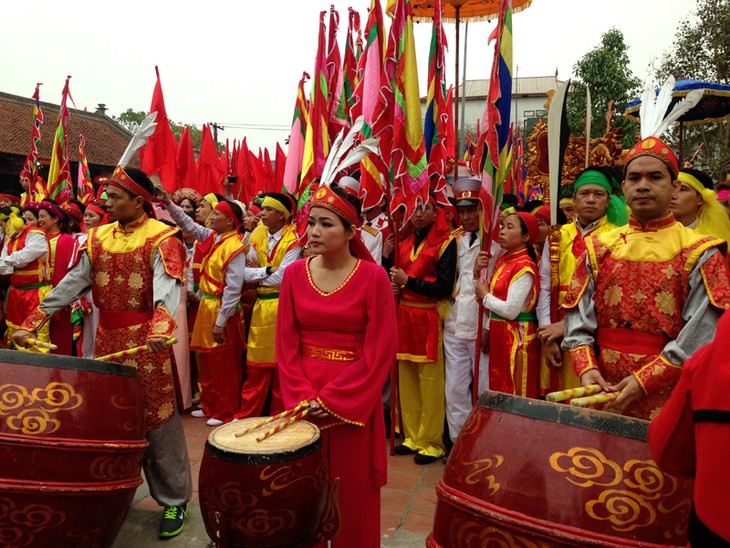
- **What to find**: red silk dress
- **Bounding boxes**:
[277,258,397,548]
[488,249,540,399]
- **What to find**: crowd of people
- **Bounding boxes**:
[3,132,730,544]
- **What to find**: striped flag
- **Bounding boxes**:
[424,0,450,202]
[479,0,513,232]
[352,0,390,210]
[388,0,428,217]
[331,8,361,136]
[20,83,43,201]
[47,76,73,205]
[77,133,94,205]
[283,72,310,197]
[299,11,331,200]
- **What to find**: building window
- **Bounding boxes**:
[524,110,535,118]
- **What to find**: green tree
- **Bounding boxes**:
[655,0,730,182]
[565,28,641,149]
[112,108,205,151]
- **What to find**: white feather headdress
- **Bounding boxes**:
[318,116,380,188]
[639,76,703,139]
[117,112,158,168]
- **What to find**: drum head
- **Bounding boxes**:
[209,418,320,455]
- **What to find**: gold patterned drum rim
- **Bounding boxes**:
[208,418,320,455]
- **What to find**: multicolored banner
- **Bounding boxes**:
[20,83,43,192]
[47,76,73,204]
[76,133,94,205]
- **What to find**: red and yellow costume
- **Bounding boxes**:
[3,225,51,351]
[488,248,540,398]
[237,221,299,417]
[23,216,186,432]
[539,217,617,394]
[564,215,730,419]
[396,219,455,459]
[190,230,246,422]
[277,258,396,547]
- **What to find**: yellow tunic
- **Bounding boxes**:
[190,231,245,351]
[247,223,299,367]
[541,217,617,393]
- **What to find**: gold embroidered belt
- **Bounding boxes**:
[301,344,358,363]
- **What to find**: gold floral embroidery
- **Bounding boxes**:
[602,348,620,364]
[114,274,124,285]
[95,271,110,287]
[654,292,676,315]
[630,291,646,303]
[661,265,675,279]
[157,402,173,420]
[603,285,623,307]
[128,272,144,289]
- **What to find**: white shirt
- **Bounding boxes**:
[0,230,47,276]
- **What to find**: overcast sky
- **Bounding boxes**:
[1,0,694,153]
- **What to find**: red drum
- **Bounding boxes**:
[0,349,147,548]
[199,418,340,547]
[428,391,693,548]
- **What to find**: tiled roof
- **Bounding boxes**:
[0,91,136,168]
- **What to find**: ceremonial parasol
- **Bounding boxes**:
[625,79,730,160]
[409,0,534,160]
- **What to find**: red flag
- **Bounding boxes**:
[176,126,197,189]
[197,124,224,195]
[235,137,252,203]
[219,139,231,178]
[260,148,276,193]
[275,143,287,192]
[141,67,179,192]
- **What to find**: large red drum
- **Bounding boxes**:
[0,349,147,547]
[199,418,340,547]
[428,391,693,547]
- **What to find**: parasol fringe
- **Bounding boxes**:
[412,0,533,23]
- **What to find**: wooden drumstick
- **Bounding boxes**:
[570,392,619,407]
[256,408,311,442]
[546,385,602,403]
[96,338,177,362]
[25,337,58,351]
[235,400,310,438]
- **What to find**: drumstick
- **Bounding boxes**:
[235,400,310,438]
[570,392,619,407]
[545,385,602,403]
[256,408,311,442]
[96,338,177,362]
[25,338,58,351]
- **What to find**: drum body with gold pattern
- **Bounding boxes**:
[199,417,340,547]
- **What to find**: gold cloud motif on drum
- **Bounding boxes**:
[0,382,82,435]
[459,454,504,494]
[550,447,690,535]
[0,496,66,547]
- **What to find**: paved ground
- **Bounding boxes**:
[113,412,443,547]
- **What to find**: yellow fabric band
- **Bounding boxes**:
[261,196,291,219]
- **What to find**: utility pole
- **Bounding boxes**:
[210,122,225,143]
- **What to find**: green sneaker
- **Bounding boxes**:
[159,504,187,538]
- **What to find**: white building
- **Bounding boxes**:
[421,75,563,137]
